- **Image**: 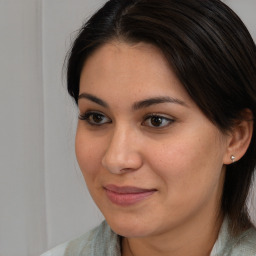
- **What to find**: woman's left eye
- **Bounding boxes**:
[142,115,174,128]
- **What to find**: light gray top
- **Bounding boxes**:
[41,218,256,256]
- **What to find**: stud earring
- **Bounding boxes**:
[230,155,235,163]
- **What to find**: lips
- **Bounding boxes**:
[104,184,156,206]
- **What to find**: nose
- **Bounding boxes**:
[101,125,143,174]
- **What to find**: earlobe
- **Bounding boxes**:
[223,109,254,165]
[230,155,235,163]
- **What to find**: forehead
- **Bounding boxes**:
[81,41,169,80]
[79,40,192,106]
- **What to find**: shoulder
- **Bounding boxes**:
[40,242,69,256]
[211,219,256,256]
[231,227,256,255]
[40,221,121,256]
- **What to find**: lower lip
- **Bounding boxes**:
[105,189,156,206]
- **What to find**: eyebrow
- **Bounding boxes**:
[78,93,187,110]
[132,96,187,110]
[78,93,109,108]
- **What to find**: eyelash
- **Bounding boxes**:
[142,114,175,128]
[79,111,175,128]
[79,111,111,126]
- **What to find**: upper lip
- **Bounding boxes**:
[104,184,157,194]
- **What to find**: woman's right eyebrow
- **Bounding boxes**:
[78,93,109,108]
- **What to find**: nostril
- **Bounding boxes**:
[101,128,143,174]
[101,150,143,174]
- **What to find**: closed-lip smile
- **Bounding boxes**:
[104,184,157,206]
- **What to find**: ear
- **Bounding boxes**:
[223,109,253,165]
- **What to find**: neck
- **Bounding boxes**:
[122,212,224,256]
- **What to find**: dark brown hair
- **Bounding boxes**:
[66,0,256,235]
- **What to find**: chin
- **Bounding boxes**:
[104,214,156,238]
[110,223,150,238]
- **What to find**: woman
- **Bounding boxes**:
[42,0,256,255]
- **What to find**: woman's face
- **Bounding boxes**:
[76,41,230,238]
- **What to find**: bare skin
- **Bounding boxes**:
[76,41,250,256]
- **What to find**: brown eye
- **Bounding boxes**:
[150,116,164,127]
[89,113,105,123]
[79,112,111,126]
[142,115,174,128]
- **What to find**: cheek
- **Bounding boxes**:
[145,132,225,193]
[146,136,195,173]
[75,129,103,180]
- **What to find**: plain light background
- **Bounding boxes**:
[0,1,255,255]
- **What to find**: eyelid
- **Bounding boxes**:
[142,113,175,128]
[79,110,105,119]
[79,111,111,126]
[79,110,175,128]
